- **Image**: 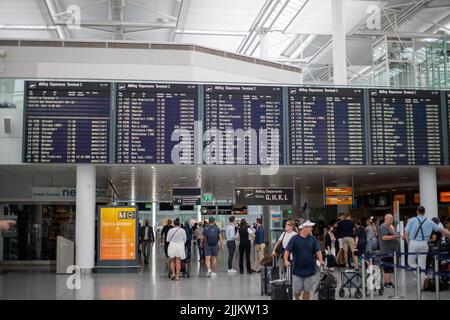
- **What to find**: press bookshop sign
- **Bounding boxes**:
[31,187,109,202]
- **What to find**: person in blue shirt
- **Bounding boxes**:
[252,218,265,273]
[405,206,450,276]
[284,220,324,300]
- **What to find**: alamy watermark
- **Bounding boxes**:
[58,4,81,30]
[66,265,81,290]
[170,122,281,175]
[366,4,381,30]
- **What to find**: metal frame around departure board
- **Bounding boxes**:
[197,85,204,165]
[364,89,372,165]
[19,79,450,167]
[441,91,449,165]
[110,82,116,164]
[21,80,28,163]
[282,87,289,165]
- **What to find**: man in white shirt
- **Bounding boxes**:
[226,216,238,273]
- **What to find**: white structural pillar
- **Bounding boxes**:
[0,204,4,261]
[332,0,347,85]
[419,166,438,218]
[260,30,269,59]
[76,165,96,271]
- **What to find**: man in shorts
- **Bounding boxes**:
[284,220,324,300]
[379,214,401,289]
[202,217,224,277]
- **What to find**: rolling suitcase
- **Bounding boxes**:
[316,269,337,300]
[270,266,293,300]
[260,257,280,296]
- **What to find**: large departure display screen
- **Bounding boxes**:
[289,87,366,165]
[116,83,198,164]
[370,89,443,165]
[204,84,283,164]
[23,81,111,163]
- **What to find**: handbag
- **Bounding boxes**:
[275,232,287,256]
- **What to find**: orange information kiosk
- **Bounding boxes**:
[96,206,140,272]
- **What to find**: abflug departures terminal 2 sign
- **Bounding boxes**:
[235,188,293,205]
[24,81,111,163]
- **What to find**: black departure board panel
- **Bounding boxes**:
[204,85,283,164]
[447,92,450,161]
[370,89,443,165]
[116,83,198,164]
[24,81,110,163]
[289,87,366,165]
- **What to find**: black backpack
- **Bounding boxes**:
[204,225,219,246]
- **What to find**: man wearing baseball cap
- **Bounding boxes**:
[284,220,324,300]
[202,217,224,277]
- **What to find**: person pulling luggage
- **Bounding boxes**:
[167,219,187,281]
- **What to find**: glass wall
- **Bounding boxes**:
[2,204,75,260]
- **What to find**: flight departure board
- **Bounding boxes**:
[289,87,366,165]
[116,83,198,164]
[204,85,283,164]
[370,89,443,165]
[24,81,111,163]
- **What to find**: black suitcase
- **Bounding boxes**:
[326,254,337,268]
[270,266,293,300]
[316,269,337,300]
[318,288,335,300]
[261,258,280,296]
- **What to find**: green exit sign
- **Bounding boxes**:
[145,203,152,209]
[203,194,213,202]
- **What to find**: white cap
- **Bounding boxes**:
[299,220,315,229]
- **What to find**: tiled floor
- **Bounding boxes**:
[0,244,448,300]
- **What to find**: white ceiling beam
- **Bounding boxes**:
[52,20,176,29]
[43,0,70,39]
[172,0,191,41]
[127,0,178,22]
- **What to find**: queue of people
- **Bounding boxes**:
[155,216,267,279]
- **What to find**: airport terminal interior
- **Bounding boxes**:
[0,0,450,301]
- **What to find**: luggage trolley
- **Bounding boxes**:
[338,264,384,299]
[167,259,190,278]
[339,270,363,298]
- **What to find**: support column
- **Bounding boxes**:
[76,165,96,271]
[152,200,157,229]
[262,205,270,244]
[300,190,309,219]
[337,177,350,215]
[260,30,269,59]
[419,166,438,218]
[34,205,43,260]
[332,0,347,85]
[0,204,4,261]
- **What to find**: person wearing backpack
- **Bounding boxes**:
[202,217,224,277]
[405,206,450,280]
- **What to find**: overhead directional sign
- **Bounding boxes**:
[235,188,293,205]
[172,187,201,206]
[173,197,201,206]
